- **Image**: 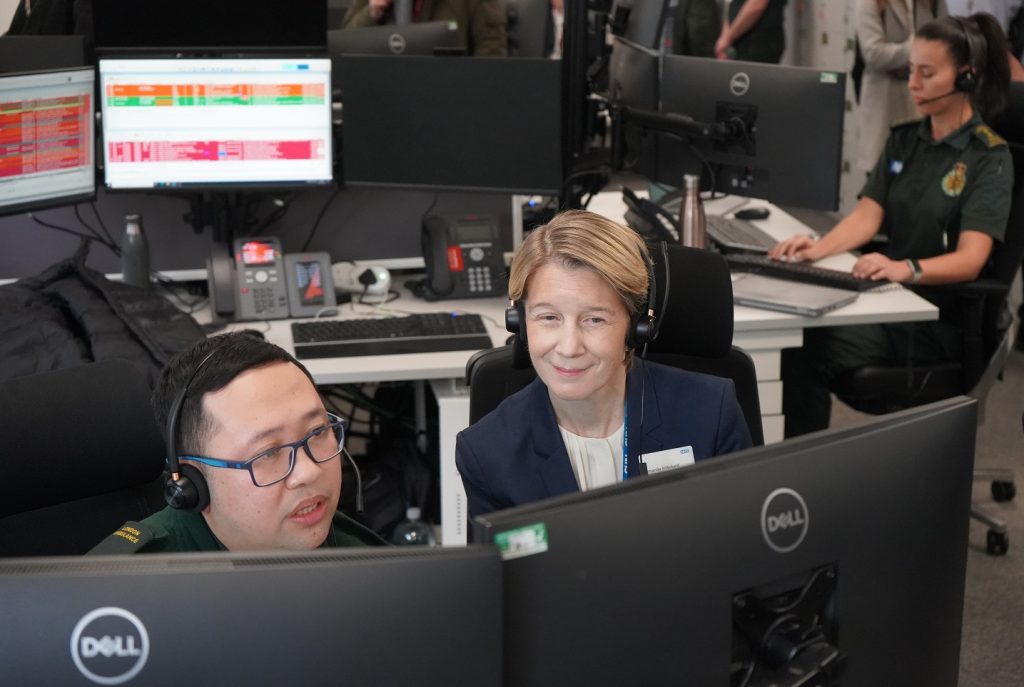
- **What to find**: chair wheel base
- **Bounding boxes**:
[986,529,1009,556]
[991,480,1017,503]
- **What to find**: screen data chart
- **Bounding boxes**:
[99,58,333,189]
[0,68,95,216]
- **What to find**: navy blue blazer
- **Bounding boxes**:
[456,359,752,518]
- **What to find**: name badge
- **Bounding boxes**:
[640,446,694,475]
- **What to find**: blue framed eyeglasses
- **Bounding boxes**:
[179,413,346,487]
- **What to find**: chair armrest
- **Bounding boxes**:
[912,279,1006,301]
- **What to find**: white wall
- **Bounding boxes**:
[1,0,20,32]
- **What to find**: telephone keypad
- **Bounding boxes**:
[466,266,493,293]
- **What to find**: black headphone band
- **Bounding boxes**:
[163,348,221,511]
[953,16,979,92]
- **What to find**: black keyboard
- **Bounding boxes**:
[291,313,492,359]
[724,254,884,292]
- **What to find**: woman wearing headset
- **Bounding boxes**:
[771,13,1013,437]
[456,210,751,518]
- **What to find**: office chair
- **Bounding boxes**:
[0,359,167,556]
[466,244,764,445]
[830,109,1024,556]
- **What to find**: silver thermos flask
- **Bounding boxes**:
[121,213,150,289]
[678,174,706,248]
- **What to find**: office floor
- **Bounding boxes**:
[831,350,1024,686]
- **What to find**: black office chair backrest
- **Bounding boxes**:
[466,244,763,443]
[0,359,167,556]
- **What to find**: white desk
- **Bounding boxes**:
[221,194,937,546]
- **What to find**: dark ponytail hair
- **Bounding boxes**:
[916,12,1012,122]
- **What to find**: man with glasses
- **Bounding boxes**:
[91,332,384,553]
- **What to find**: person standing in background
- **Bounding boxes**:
[673,0,721,57]
[714,0,787,63]
[856,0,948,176]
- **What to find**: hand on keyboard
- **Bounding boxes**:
[851,252,912,283]
[767,234,823,263]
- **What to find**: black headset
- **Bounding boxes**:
[163,349,220,512]
[953,16,979,94]
[505,241,665,358]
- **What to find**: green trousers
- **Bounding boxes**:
[782,320,962,437]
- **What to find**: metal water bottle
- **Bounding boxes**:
[679,174,706,248]
[121,213,150,289]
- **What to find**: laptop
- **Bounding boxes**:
[732,273,858,317]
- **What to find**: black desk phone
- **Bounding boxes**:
[206,237,335,321]
[418,214,505,300]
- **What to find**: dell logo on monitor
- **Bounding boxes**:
[729,72,751,97]
[70,607,150,685]
[761,488,809,553]
[388,33,408,54]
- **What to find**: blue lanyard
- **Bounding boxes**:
[621,401,629,482]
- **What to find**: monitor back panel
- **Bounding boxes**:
[0,547,503,686]
[337,56,563,194]
[476,398,976,686]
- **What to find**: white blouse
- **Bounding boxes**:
[559,424,625,491]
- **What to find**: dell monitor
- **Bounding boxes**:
[634,55,846,211]
[98,57,334,190]
[608,35,659,110]
[0,68,95,217]
[474,396,977,686]
[327,22,465,59]
[0,546,502,685]
[337,55,563,194]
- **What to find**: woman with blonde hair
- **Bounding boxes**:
[456,210,751,517]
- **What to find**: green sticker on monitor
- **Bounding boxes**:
[820,72,839,84]
[494,523,549,560]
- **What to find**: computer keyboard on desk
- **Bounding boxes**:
[724,254,885,292]
[291,313,493,359]
[705,215,778,253]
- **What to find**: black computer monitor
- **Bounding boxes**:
[328,22,464,59]
[474,396,977,686]
[337,55,563,194]
[0,547,502,685]
[97,56,334,190]
[607,35,659,110]
[616,0,670,50]
[92,0,328,53]
[636,55,846,211]
[0,68,96,217]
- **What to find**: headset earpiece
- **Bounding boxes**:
[626,244,661,350]
[164,349,219,510]
[164,463,210,512]
[506,299,531,369]
[953,17,979,93]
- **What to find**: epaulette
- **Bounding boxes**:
[88,521,158,555]
[891,116,923,130]
[973,124,1007,149]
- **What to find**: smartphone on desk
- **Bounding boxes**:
[415,214,506,301]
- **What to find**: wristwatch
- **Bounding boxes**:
[905,258,923,284]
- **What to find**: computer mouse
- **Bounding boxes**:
[736,207,771,221]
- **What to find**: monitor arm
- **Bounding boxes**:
[732,565,847,687]
[610,102,745,171]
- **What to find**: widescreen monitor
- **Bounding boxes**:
[98,57,333,190]
[0,546,502,686]
[639,55,846,211]
[328,21,464,59]
[92,0,327,53]
[474,396,977,686]
[337,55,563,194]
[607,35,659,110]
[617,0,670,50]
[0,68,95,217]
